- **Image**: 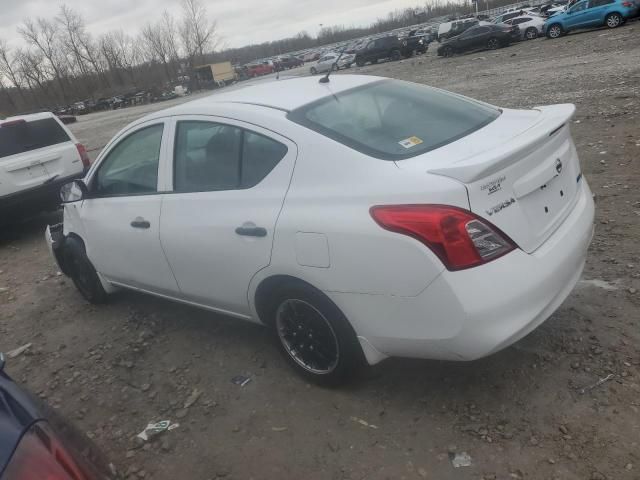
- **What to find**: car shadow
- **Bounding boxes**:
[0,210,62,246]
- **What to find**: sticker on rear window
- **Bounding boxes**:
[398,136,424,149]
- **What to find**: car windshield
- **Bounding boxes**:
[288,79,500,160]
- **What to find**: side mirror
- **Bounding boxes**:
[60,179,88,203]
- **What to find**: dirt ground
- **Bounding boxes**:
[1,21,640,480]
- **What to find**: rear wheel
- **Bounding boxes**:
[605,12,622,28]
[356,59,365,67]
[64,236,107,304]
[487,37,500,49]
[525,27,538,40]
[266,283,365,386]
[390,49,401,61]
[310,67,317,75]
[546,23,563,38]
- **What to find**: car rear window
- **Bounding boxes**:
[0,118,70,159]
[287,80,500,160]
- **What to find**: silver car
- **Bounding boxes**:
[503,15,546,39]
[310,53,355,75]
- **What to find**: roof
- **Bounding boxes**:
[1,111,55,123]
[163,75,382,115]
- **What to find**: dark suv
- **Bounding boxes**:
[354,36,403,66]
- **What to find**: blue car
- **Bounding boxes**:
[543,0,639,38]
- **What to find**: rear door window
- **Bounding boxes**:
[0,118,71,159]
[173,121,288,192]
[288,79,500,160]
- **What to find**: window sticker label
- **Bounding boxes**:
[398,136,424,149]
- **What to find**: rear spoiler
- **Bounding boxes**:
[428,104,576,183]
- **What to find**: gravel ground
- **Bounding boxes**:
[1,21,640,480]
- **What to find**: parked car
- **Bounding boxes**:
[72,101,87,115]
[400,30,431,56]
[302,51,321,62]
[543,0,638,37]
[437,24,519,56]
[310,52,355,74]
[245,62,274,77]
[47,75,594,385]
[503,15,546,39]
[354,36,403,66]
[0,353,119,479]
[0,112,91,223]
[278,56,304,69]
[437,18,479,41]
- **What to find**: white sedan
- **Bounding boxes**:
[503,15,547,39]
[47,75,594,385]
[310,53,355,75]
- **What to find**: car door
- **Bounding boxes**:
[565,1,589,27]
[159,116,297,317]
[585,0,614,25]
[77,120,180,295]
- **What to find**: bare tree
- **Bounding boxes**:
[0,40,27,103]
[142,22,173,81]
[180,0,218,68]
[18,17,69,102]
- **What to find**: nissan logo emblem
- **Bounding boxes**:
[555,158,563,174]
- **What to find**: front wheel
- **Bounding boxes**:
[546,24,563,38]
[525,27,538,40]
[64,236,107,304]
[268,283,365,386]
[442,46,454,57]
[390,49,402,61]
[310,67,317,75]
[355,59,365,67]
[605,12,622,28]
[487,37,501,49]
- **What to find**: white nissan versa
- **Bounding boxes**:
[46,75,595,384]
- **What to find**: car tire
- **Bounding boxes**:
[390,49,402,61]
[371,58,378,64]
[266,282,365,386]
[356,59,365,67]
[487,37,501,49]
[546,23,563,38]
[63,236,107,304]
[442,46,454,57]
[605,12,622,28]
[310,67,317,75]
[525,27,538,40]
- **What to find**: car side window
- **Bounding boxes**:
[513,17,530,24]
[93,124,163,197]
[570,2,587,12]
[366,41,375,50]
[173,121,287,192]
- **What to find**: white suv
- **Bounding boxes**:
[1,112,90,222]
[46,76,594,385]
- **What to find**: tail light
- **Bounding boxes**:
[370,205,517,271]
[75,143,91,169]
[0,422,93,480]
[622,1,632,5]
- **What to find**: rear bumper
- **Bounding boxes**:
[0,172,84,220]
[327,179,595,365]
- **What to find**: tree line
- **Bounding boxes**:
[1,0,521,116]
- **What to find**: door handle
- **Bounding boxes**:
[235,225,267,237]
[130,217,151,229]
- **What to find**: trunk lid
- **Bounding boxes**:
[396,104,582,253]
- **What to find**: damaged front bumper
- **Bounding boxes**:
[45,223,69,275]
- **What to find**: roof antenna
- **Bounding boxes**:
[319,46,347,84]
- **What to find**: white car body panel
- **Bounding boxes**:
[158,115,298,315]
[51,75,595,367]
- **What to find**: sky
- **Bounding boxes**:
[0,0,426,50]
